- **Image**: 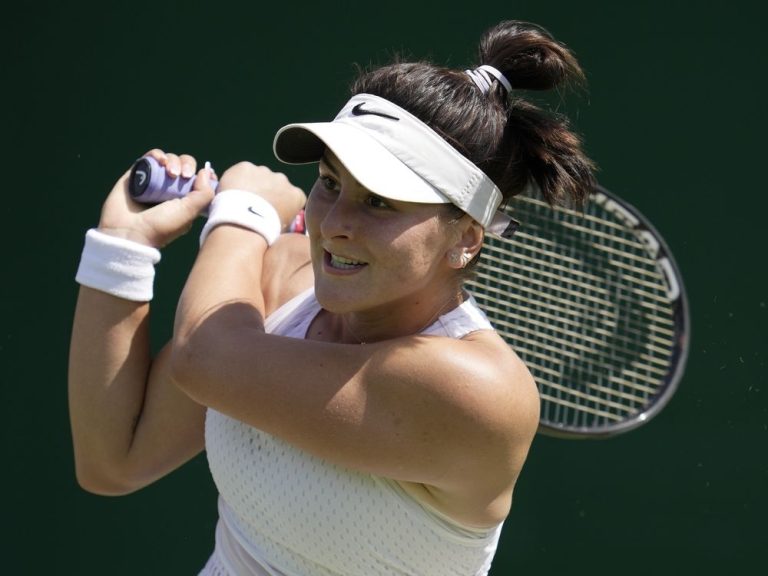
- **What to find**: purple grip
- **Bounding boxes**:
[129,156,218,204]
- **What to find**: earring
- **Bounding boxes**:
[449,251,461,266]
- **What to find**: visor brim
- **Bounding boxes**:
[274,123,450,205]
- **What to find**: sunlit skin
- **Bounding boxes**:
[67,148,540,529]
[305,151,479,344]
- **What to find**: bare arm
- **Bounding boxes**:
[170,164,539,526]
[68,151,215,495]
[68,290,206,494]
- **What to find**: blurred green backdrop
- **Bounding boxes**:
[2,0,765,574]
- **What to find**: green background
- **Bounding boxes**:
[3,0,765,574]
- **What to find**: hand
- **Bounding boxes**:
[217,162,306,230]
[98,149,216,248]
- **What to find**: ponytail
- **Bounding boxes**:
[351,20,597,208]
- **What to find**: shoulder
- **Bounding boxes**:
[369,328,539,472]
[390,331,539,526]
[421,330,539,444]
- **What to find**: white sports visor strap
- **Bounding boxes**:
[273,93,516,235]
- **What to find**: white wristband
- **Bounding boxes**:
[199,190,282,247]
[75,229,161,302]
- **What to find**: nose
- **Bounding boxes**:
[308,187,359,240]
[322,194,357,240]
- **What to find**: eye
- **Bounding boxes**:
[319,175,339,191]
[365,194,390,209]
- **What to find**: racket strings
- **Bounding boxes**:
[467,194,678,434]
[477,255,676,333]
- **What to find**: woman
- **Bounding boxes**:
[69,20,595,575]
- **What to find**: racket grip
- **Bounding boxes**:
[127,156,307,233]
[128,156,219,204]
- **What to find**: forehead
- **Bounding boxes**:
[320,148,370,187]
[319,149,346,174]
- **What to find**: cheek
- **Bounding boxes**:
[385,230,446,281]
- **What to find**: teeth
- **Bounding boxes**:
[330,254,364,269]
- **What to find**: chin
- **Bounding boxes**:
[315,282,356,313]
[313,283,363,314]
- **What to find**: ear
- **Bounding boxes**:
[446,216,484,269]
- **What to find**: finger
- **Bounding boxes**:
[289,182,307,211]
[144,148,167,162]
[163,153,182,177]
[179,154,197,179]
[185,167,217,210]
[194,165,216,191]
[203,160,219,182]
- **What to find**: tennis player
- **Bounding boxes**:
[69,20,596,575]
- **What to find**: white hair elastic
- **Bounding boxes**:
[465,65,512,95]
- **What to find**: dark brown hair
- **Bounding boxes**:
[350,20,597,208]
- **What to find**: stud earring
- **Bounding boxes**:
[449,251,461,266]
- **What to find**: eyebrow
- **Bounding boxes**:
[319,152,341,176]
[318,151,373,196]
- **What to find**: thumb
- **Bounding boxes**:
[185,166,217,213]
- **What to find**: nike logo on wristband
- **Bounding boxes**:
[248,206,264,217]
[351,102,400,121]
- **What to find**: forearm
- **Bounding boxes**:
[67,152,216,494]
[68,287,153,493]
[171,226,269,400]
[172,163,305,350]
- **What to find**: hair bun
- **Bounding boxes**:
[350,20,596,209]
[478,20,585,92]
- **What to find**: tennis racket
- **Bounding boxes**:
[465,185,689,439]
[129,158,688,438]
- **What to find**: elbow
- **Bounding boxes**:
[70,440,152,496]
[73,459,145,497]
[171,301,263,405]
[168,331,210,405]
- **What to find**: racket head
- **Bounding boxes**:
[467,185,690,438]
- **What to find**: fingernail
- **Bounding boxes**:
[182,165,195,178]
[168,165,180,177]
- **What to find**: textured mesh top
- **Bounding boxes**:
[200,288,503,576]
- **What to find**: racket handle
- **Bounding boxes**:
[127,156,307,234]
[128,156,219,205]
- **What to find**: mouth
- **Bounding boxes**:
[326,251,368,271]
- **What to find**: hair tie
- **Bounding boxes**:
[465,65,512,95]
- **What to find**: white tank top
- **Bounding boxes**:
[200,289,503,576]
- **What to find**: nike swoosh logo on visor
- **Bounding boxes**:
[351,102,400,121]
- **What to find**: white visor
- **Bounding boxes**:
[273,94,516,235]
